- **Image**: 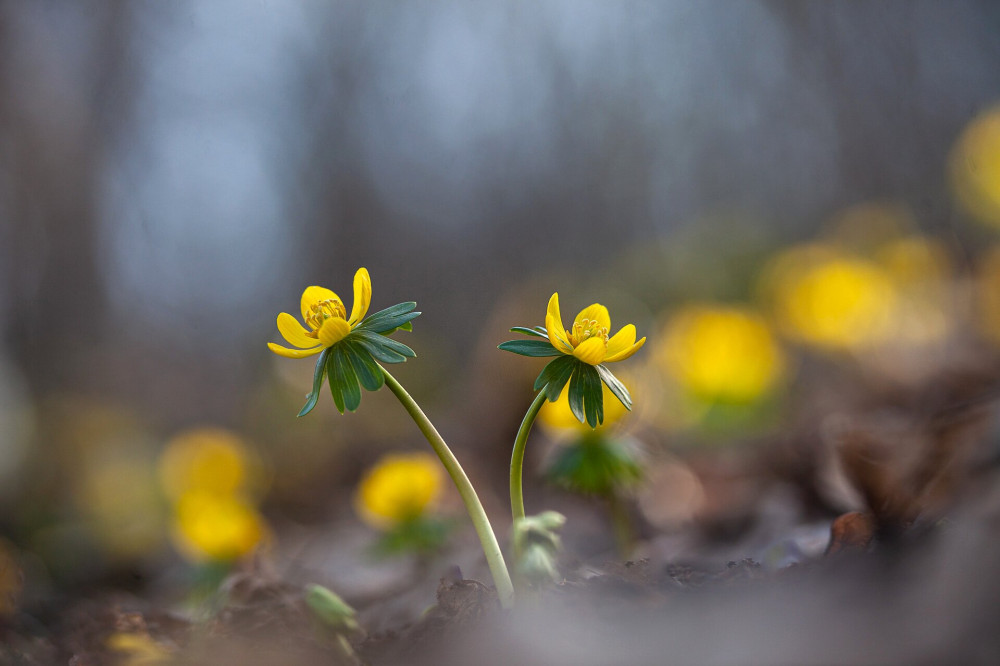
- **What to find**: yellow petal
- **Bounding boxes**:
[348,267,372,326]
[318,317,351,347]
[267,342,323,359]
[574,303,611,333]
[572,336,608,365]
[603,336,646,363]
[277,312,318,348]
[300,286,340,321]
[605,324,636,359]
[545,293,573,353]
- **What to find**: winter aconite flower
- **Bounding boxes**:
[950,105,1000,228]
[657,305,785,404]
[761,245,896,351]
[544,294,645,366]
[172,491,267,563]
[354,452,443,530]
[354,452,452,556]
[267,268,421,415]
[500,293,646,427]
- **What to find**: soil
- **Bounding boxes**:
[4,509,1000,666]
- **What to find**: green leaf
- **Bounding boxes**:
[566,363,604,427]
[398,321,413,332]
[359,301,416,324]
[567,365,586,425]
[547,436,643,496]
[357,302,420,334]
[345,342,384,392]
[533,355,577,400]
[534,326,548,336]
[325,351,345,414]
[333,346,363,412]
[355,337,407,364]
[352,330,416,359]
[367,310,421,334]
[596,364,632,410]
[509,326,548,339]
[580,364,603,428]
[373,516,454,557]
[498,339,561,357]
[298,348,332,417]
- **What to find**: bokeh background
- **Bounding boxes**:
[2,0,1000,619]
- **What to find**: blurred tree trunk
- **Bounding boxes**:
[0,2,133,395]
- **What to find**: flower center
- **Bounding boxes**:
[569,318,609,347]
[305,298,347,333]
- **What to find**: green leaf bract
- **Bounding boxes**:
[498,339,561,357]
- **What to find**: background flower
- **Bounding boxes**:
[354,452,444,531]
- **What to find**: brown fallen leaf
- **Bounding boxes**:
[825,511,876,555]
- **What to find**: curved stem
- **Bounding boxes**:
[510,390,548,523]
[381,367,515,609]
[607,491,634,559]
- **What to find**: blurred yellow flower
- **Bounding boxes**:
[171,491,266,562]
[539,381,631,434]
[763,244,897,350]
[950,105,1000,227]
[657,305,785,403]
[354,452,443,529]
[158,427,258,501]
[268,267,372,359]
[106,632,171,666]
[545,293,646,365]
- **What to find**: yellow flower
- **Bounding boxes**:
[950,105,1000,228]
[545,293,646,366]
[658,305,785,403]
[763,244,897,350]
[267,268,418,416]
[354,452,443,530]
[268,267,372,359]
[171,490,267,562]
[158,427,258,501]
[502,292,646,427]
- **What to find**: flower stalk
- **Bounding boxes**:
[510,390,547,523]
[380,367,515,609]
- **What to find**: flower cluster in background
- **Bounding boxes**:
[158,428,269,564]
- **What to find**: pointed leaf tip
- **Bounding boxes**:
[298,348,332,417]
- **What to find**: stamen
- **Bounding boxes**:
[306,298,346,331]
[569,317,610,347]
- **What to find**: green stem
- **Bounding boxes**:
[510,390,548,523]
[608,491,634,559]
[381,367,515,609]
